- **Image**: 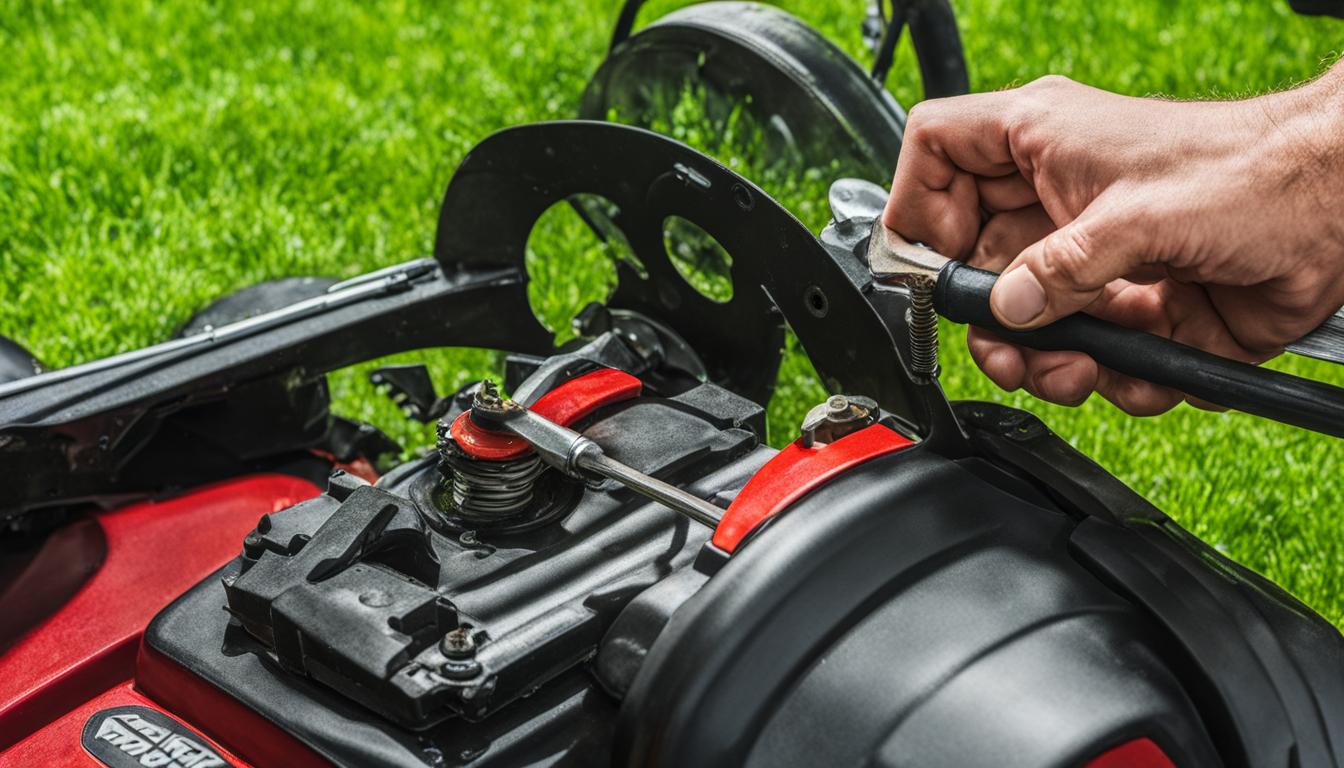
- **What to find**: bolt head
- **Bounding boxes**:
[472,380,505,412]
[442,627,476,658]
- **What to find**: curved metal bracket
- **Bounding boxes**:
[437,122,962,447]
[436,120,788,405]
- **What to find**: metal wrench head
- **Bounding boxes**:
[865,219,949,288]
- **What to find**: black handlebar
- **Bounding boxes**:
[935,261,1344,438]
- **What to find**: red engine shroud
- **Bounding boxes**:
[0,474,320,758]
[712,424,914,554]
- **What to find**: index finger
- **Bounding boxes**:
[882,92,1026,260]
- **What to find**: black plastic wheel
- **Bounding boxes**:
[581,2,908,185]
[0,335,42,384]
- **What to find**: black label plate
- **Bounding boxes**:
[81,705,232,768]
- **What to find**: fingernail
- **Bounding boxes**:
[993,268,1046,326]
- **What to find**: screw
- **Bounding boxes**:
[799,394,878,447]
[865,220,943,382]
[472,381,507,415]
[442,627,476,658]
[439,627,482,680]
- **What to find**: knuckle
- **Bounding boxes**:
[1038,226,1097,289]
[1025,74,1075,92]
[972,225,1011,266]
[1132,392,1180,417]
[1132,288,1168,323]
[904,100,948,142]
[904,100,936,126]
[904,94,981,141]
[1110,378,1179,416]
[1004,81,1071,154]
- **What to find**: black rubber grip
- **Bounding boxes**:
[933,261,1344,438]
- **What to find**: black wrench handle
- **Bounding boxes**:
[934,261,1344,438]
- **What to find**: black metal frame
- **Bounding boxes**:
[0,121,958,527]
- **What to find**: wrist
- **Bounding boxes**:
[1294,57,1344,138]
[1309,55,1344,108]
[1274,59,1344,164]
[1253,62,1344,250]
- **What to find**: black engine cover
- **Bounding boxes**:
[144,380,1344,767]
[145,384,771,765]
[622,450,1223,766]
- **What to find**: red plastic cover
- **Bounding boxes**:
[0,474,320,751]
[133,640,330,767]
[1,681,254,767]
[711,424,914,553]
[1084,737,1176,768]
[450,368,643,460]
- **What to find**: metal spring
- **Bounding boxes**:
[906,282,939,381]
[442,445,544,520]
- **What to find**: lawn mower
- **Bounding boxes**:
[1,4,1342,768]
[2,115,1341,767]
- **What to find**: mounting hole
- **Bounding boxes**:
[804,286,828,318]
[526,195,638,341]
[663,216,733,303]
[731,183,755,211]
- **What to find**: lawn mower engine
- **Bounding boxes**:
[137,347,1215,768]
[131,348,1280,768]
[1,122,1341,768]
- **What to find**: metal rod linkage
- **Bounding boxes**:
[474,395,724,528]
[574,448,722,528]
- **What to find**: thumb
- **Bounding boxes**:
[990,211,1145,329]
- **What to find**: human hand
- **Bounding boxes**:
[883,71,1344,414]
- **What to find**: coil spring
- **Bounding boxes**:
[907,282,939,380]
[442,445,544,520]
[434,419,543,520]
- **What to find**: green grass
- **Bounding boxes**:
[1,0,1342,624]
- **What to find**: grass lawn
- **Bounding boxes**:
[2,0,1342,625]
